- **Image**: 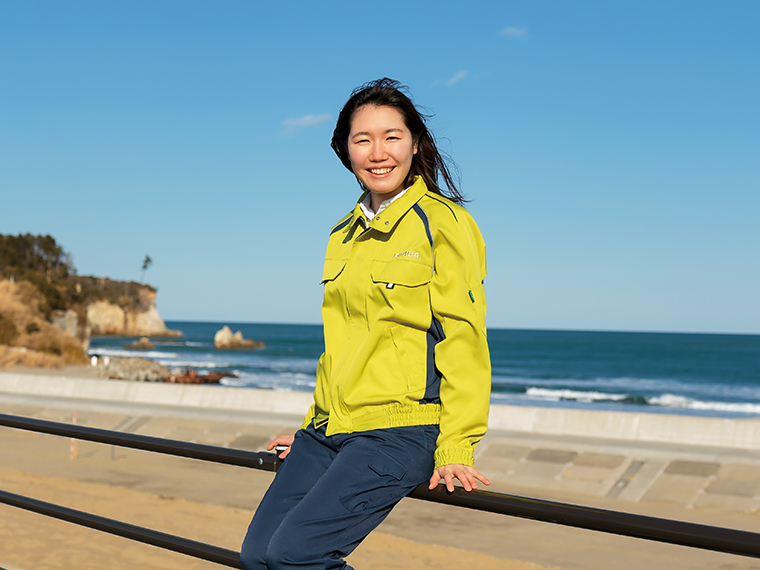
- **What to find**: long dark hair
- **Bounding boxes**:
[331,78,465,204]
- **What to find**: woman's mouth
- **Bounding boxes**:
[368,167,393,175]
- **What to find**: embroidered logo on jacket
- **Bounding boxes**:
[393,251,420,259]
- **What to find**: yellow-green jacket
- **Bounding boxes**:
[302,177,490,468]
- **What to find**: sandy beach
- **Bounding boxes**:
[1,467,546,570]
[1,367,759,570]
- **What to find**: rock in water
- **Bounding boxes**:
[214,325,233,346]
[214,326,264,350]
[125,337,155,350]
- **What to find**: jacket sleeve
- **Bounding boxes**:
[430,209,490,468]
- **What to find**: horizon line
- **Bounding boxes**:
[161,319,760,337]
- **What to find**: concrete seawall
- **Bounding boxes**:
[2,371,759,450]
[487,405,760,450]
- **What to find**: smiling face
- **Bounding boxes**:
[348,105,418,210]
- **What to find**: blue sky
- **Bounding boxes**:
[1,1,758,334]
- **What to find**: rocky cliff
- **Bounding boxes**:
[50,308,90,350]
[0,279,89,367]
[1,234,181,367]
[87,289,180,337]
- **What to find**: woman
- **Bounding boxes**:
[240,78,491,570]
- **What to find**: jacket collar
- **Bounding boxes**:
[349,177,428,234]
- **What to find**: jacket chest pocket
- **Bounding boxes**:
[321,258,347,284]
[321,258,348,314]
[370,260,432,328]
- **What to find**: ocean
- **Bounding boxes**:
[88,321,760,419]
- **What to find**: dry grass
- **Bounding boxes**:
[0,279,87,366]
[0,345,66,368]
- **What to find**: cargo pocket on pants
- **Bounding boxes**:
[339,449,408,512]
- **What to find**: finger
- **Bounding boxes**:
[444,471,455,492]
[456,469,474,492]
[471,468,491,487]
[279,447,291,459]
[428,471,441,490]
[459,468,491,492]
[266,437,285,450]
[475,473,491,486]
[267,435,294,450]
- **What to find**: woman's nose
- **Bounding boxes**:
[369,143,388,161]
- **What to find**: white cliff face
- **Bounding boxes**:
[87,292,177,336]
[126,304,169,335]
[87,301,126,334]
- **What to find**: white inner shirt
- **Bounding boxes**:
[359,188,409,220]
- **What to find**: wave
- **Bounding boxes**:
[248,356,318,374]
[647,394,760,415]
[89,348,180,359]
[155,360,233,369]
[494,374,695,391]
[494,386,760,417]
[493,374,760,404]
[221,371,316,391]
[525,388,629,403]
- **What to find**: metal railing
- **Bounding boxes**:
[2,412,760,568]
[0,489,242,567]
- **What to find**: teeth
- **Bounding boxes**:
[370,168,393,174]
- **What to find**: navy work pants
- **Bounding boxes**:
[239,422,438,570]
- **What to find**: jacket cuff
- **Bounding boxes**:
[434,446,475,469]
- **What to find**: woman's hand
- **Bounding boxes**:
[429,464,491,492]
[267,434,295,459]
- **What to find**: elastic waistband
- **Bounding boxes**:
[326,402,441,436]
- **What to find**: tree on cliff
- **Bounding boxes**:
[0,233,75,283]
[141,255,153,284]
[0,233,75,317]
